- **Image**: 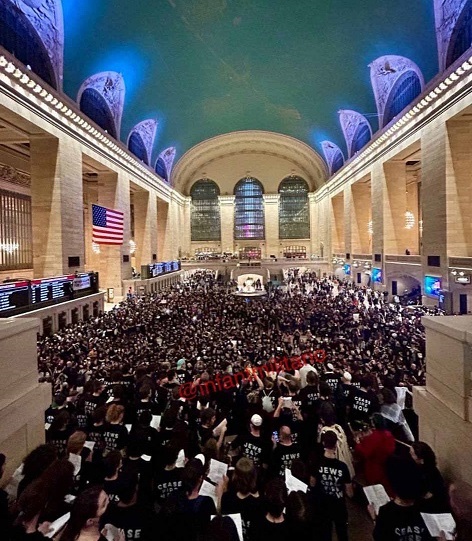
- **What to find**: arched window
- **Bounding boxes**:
[234,178,265,240]
[331,151,344,174]
[79,88,117,138]
[383,72,422,127]
[190,179,221,241]
[0,2,57,88]
[128,132,147,163]
[155,158,168,181]
[351,124,371,155]
[447,2,472,68]
[279,176,310,239]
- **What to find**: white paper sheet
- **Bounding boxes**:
[84,440,96,452]
[45,512,70,538]
[141,454,152,462]
[420,513,456,540]
[211,513,243,541]
[103,523,120,541]
[68,453,82,477]
[213,418,227,437]
[199,479,218,508]
[151,415,161,430]
[285,468,308,494]
[208,459,228,484]
[363,484,390,515]
[176,448,186,468]
[395,386,408,409]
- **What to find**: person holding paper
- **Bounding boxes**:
[373,457,434,541]
[159,458,217,541]
[60,485,124,541]
[221,458,263,541]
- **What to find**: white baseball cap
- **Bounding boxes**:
[327,363,335,371]
[250,414,263,427]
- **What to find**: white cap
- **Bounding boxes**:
[342,372,352,382]
[250,414,263,427]
[327,363,334,371]
[195,454,205,466]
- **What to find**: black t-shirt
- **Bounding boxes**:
[103,423,129,452]
[321,372,341,393]
[103,503,152,541]
[316,456,351,503]
[270,443,301,477]
[251,516,290,541]
[373,501,434,541]
[348,388,379,425]
[221,491,263,541]
[103,474,129,504]
[154,467,183,502]
[298,386,320,416]
[231,432,272,468]
[161,492,216,541]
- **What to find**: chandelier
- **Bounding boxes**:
[405,211,415,229]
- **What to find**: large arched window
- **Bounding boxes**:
[383,72,422,126]
[234,177,265,240]
[155,158,168,181]
[0,2,57,89]
[128,132,147,163]
[279,176,310,239]
[351,124,371,155]
[447,2,472,68]
[79,88,117,138]
[331,151,344,174]
[190,179,221,241]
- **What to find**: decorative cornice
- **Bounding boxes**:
[263,194,280,204]
[218,195,235,205]
[0,49,176,203]
[0,162,30,188]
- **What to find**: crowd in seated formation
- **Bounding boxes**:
[1,271,470,541]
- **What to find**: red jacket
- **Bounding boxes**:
[356,429,396,495]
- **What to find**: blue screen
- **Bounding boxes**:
[372,267,382,283]
[424,276,441,297]
[343,264,351,275]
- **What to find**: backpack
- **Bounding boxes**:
[262,390,275,413]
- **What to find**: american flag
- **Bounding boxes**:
[92,204,124,245]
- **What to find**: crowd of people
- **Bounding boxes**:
[1,270,469,541]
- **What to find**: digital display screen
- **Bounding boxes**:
[343,264,351,275]
[31,276,73,305]
[372,267,382,283]
[424,276,441,297]
[0,281,30,315]
[172,260,180,271]
[164,262,172,273]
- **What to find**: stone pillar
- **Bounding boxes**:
[133,190,157,269]
[446,119,472,257]
[351,181,372,255]
[181,197,191,258]
[156,199,169,261]
[90,171,131,296]
[331,194,344,254]
[219,196,235,254]
[421,122,449,292]
[343,187,352,258]
[157,195,181,260]
[371,162,385,260]
[414,316,472,485]
[0,318,51,484]
[309,193,318,257]
[30,136,84,277]
[263,194,279,259]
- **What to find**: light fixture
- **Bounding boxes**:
[451,269,458,276]
[364,262,371,269]
[332,257,338,264]
[459,271,465,277]
[92,241,101,254]
[0,241,19,253]
[405,211,415,229]
[129,240,137,254]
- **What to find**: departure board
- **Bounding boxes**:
[31,276,74,305]
[0,281,30,315]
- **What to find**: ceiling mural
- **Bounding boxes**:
[55,0,437,165]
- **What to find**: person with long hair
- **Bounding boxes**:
[410,441,449,512]
[17,445,57,497]
[251,478,288,541]
[60,485,123,541]
[11,481,51,541]
[221,458,263,541]
[285,490,313,541]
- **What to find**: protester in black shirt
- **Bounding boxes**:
[230,414,271,470]
[103,405,128,454]
[154,445,183,505]
[251,478,289,541]
[270,425,301,478]
[314,431,352,541]
[373,457,433,541]
[348,376,379,430]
